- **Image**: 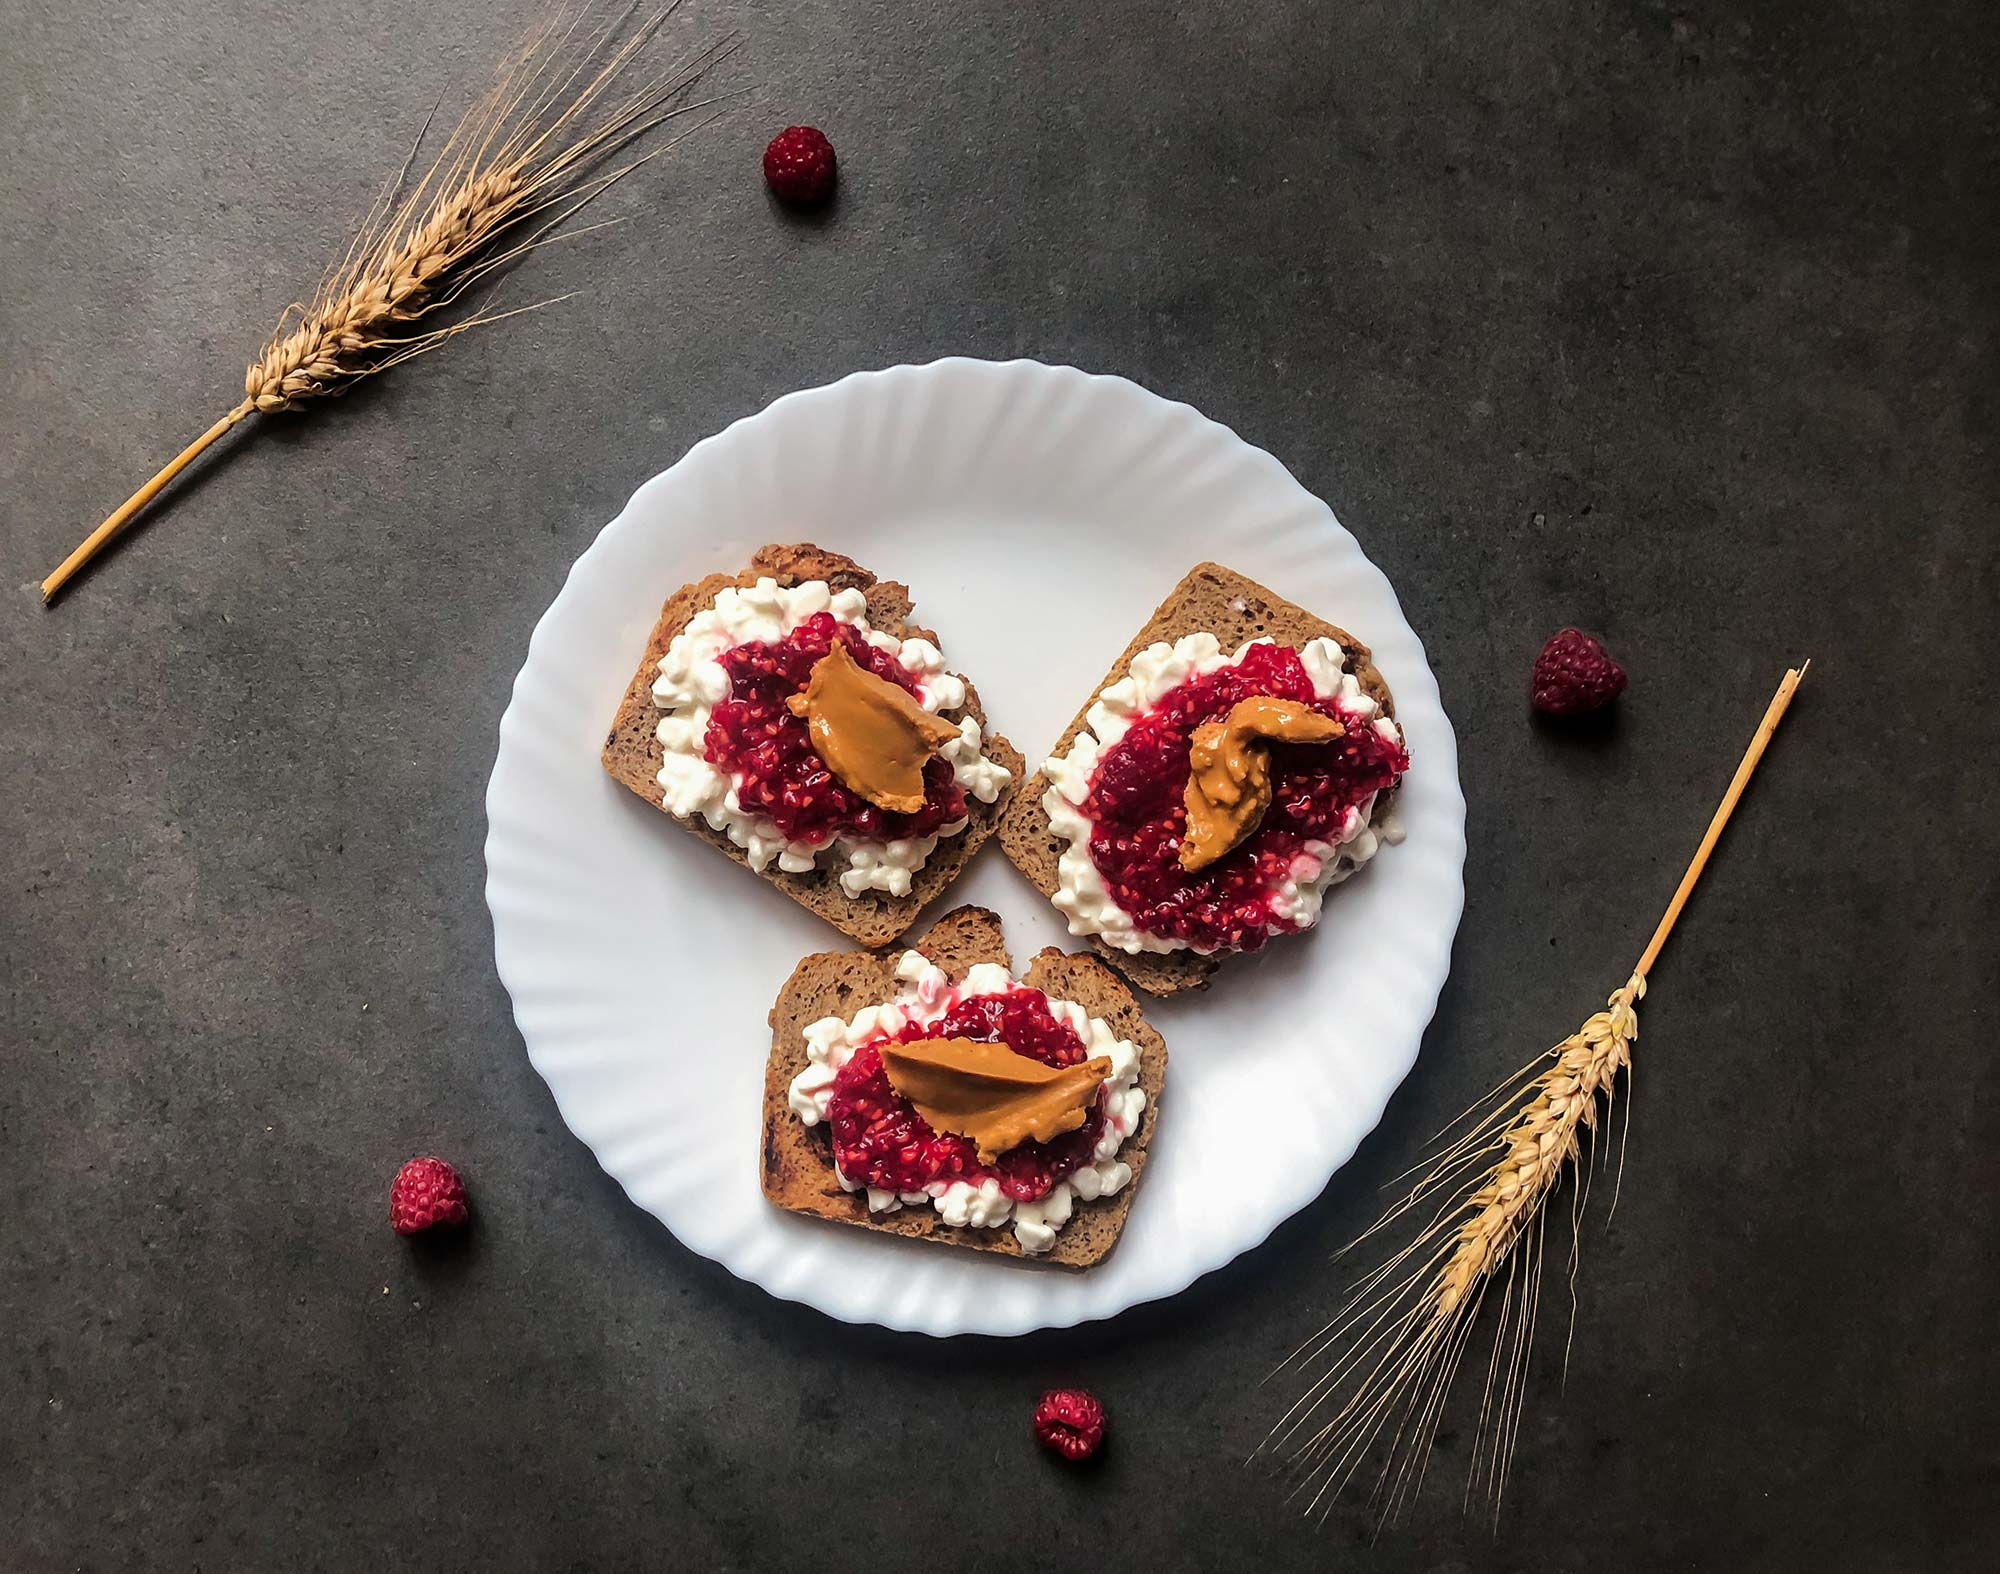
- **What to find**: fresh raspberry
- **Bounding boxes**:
[763,125,838,206]
[1531,627,1628,716]
[389,1156,469,1236]
[1033,1388,1107,1462]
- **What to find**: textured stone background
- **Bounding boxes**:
[3,0,1994,1568]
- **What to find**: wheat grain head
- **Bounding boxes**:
[1254,664,1806,1534]
[1259,975,1644,1527]
[42,2,737,599]
[242,4,736,414]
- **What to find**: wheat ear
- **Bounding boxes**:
[42,1,738,602]
[1259,661,1809,1527]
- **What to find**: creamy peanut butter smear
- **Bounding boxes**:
[786,641,963,813]
[877,1037,1113,1164]
[1179,695,1345,872]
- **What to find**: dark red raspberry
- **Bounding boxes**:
[762,125,837,206]
[1033,1388,1107,1462]
[1531,627,1628,716]
[389,1156,469,1236]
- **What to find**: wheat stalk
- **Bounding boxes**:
[41,1,738,602]
[1259,661,1810,1528]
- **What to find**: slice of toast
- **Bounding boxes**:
[996,561,1398,996]
[603,543,1023,948]
[760,905,1167,1268]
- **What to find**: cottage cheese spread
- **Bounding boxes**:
[651,578,1010,896]
[1042,633,1404,954]
[787,951,1147,1255]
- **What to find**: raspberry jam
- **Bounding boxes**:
[825,989,1109,1202]
[1084,641,1407,952]
[705,612,967,846]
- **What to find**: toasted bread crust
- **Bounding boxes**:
[602,544,1023,947]
[759,906,1167,1268]
[995,561,1398,995]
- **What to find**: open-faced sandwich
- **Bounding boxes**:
[603,543,1022,946]
[997,562,1409,995]
[762,906,1166,1265]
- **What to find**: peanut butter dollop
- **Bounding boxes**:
[878,1037,1114,1164]
[1180,695,1345,872]
[786,640,962,813]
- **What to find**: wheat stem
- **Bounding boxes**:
[1633,658,1809,978]
[41,406,255,599]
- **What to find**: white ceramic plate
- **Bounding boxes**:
[485,358,1464,1337]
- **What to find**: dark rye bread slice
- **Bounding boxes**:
[760,905,1167,1268]
[996,561,1398,997]
[602,543,1023,948]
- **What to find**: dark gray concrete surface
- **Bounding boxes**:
[4,0,1996,1568]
